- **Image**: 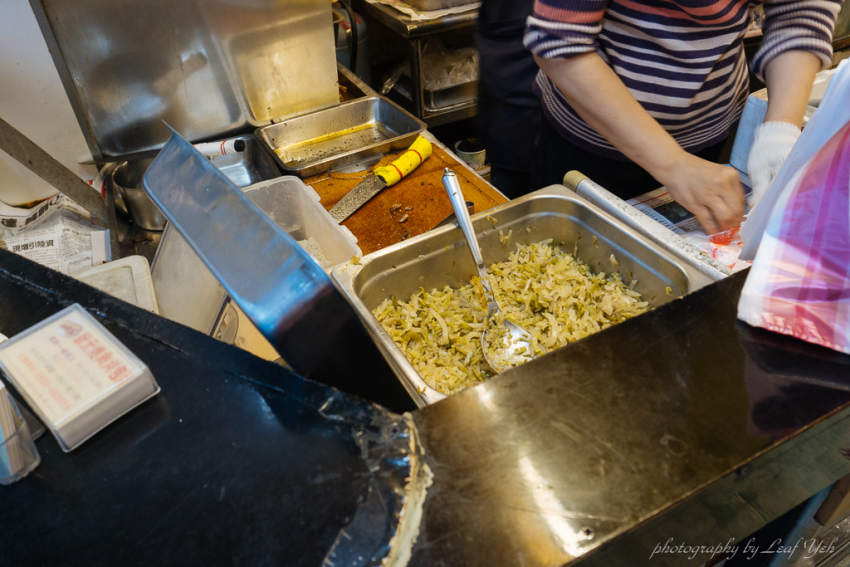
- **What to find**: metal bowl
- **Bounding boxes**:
[332,7,345,38]
[112,159,167,231]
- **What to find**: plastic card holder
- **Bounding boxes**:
[0,304,159,452]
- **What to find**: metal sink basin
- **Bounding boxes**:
[332,185,721,406]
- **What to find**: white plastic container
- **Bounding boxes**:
[213,178,363,359]
[242,177,360,267]
[0,304,160,452]
[72,256,159,314]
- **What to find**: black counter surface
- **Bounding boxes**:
[409,267,850,566]
[1,249,850,566]
[0,250,412,566]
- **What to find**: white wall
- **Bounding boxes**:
[0,0,95,206]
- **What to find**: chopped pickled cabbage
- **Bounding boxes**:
[372,241,650,396]
[296,237,332,269]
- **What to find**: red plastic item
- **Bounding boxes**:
[710,226,740,246]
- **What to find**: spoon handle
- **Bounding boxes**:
[442,169,484,269]
[441,168,499,316]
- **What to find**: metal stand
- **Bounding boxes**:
[352,0,479,126]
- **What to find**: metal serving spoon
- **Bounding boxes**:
[441,168,544,374]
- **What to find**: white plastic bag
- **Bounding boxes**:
[737,118,850,355]
[740,60,850,260]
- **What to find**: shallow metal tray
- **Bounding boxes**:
[255,96,425,177]
[397,77,478,110]
[426,81,477,109]
[332,185,721,406]
[151,134,281,336]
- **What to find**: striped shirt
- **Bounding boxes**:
[524,0,842,159]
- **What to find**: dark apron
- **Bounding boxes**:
[475,0,541,174]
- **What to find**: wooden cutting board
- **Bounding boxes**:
[304,144,507,255]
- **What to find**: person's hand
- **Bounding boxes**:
[656,152,745,235]
[747,121,801,208]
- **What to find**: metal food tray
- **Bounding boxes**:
[151,134,281,337]
[332,185,722,407]
[256,96,425,178]
[396,77,478,110]
[426,81,477,109]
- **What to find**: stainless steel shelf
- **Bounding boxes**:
[421,99,478,127]
[351,0,479,125]
[392,79,478,126]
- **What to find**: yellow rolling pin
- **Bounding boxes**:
[329,135,432,223]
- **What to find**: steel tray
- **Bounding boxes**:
[151,134,281,336]
[332,185,721,406]
[396,77,478,110]
[255,96,425,177]
[426,81,477,109]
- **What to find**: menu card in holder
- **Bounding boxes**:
[0,304,159,452]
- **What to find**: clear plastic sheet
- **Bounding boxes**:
[381,40,479,95]
[419,39,478,91]
[318,392,431,567]
[686,226,751,273]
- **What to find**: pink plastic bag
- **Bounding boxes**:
[737,121,850,355]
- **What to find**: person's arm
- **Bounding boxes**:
[534,53,744,234]
[746,51,821,206]
[746,0,841,206]
[763,51,821,127]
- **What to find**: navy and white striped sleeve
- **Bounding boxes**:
[524,0,610,59]
[751,0,843,80]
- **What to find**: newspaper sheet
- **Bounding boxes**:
[0,197,110,275]
[0,194,98,236]
[627,188,752,272]
[627,188,702,235]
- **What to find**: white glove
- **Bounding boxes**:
[747,120,801,208]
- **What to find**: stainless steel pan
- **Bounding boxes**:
[255,97,425,177]
[332,185,722,406]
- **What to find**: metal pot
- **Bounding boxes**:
[332,7,345,38]
[112,159,167,231]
